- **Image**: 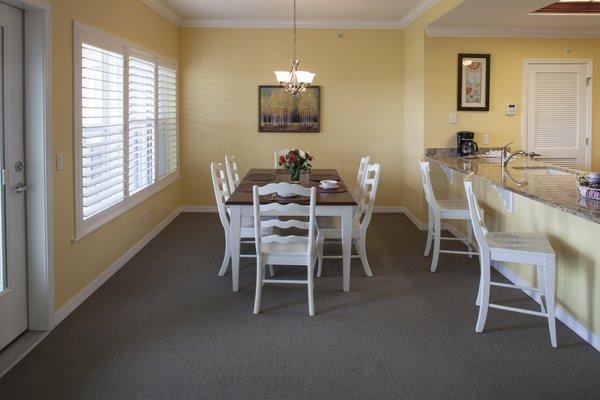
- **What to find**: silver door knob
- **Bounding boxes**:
[14,183,27,193]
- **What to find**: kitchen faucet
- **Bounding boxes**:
[501,142,540,167]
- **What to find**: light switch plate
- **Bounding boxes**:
[56,153,64,171]
[482,134,490,145]
[449,112,458,124]
[505,104,517,116]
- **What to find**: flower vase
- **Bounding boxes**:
[290,168,301,183]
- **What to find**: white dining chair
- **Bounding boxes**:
[224,155,241,192]
[353,156,370,202]
[316,163,381,278]
[464,174,557,347]
[274,149,290,169]
[420,161,477,272]
[252,183,318,316]
[210,162,272,277]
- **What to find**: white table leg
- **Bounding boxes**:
[230,205,242,292]
[341,206,353,292]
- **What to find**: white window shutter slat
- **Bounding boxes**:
[157,66,178,178]
[80,43,125,220]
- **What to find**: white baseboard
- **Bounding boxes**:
[180,205,217,213]
[54,207,183,326]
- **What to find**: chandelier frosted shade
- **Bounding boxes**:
[274,60,316,95]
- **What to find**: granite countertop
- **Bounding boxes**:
[425,148,600,225]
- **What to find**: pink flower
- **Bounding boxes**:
[279,155,285,165]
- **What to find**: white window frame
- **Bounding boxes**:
[73,22,179,240]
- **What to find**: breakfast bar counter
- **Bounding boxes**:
[425,148,600,225]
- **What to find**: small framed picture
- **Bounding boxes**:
[457,54,490,112]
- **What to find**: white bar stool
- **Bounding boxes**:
[419,162,477,272]
[464,174,557,348]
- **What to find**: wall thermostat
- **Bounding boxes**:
[505,104,517,116]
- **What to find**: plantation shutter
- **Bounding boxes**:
[157,66,178,178]
[80,43,125,219]
[128,55,156,194]
[526,63,589,169]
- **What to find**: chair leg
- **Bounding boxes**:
[424,208,433,256]
[537,265,547,314]
[253,260,264,315]
[430,216,441,272]
[307,262,315,316]
[316,231,325,278]
[358,233,373,277]
[475,252,491,333]
[476,273,484,307]
[544,261,558,348]
[218,229,231,277]
[268,265,275,277]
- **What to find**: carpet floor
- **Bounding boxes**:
[0,213,599,399]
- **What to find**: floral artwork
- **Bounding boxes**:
[458,54,490,112]
[259,86,320,132]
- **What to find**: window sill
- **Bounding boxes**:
[73,172,180,243]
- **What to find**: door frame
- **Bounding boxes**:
[522,58,593,169]
[1,0,53,331]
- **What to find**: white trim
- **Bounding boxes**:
[180,18,405,29]
[141,0,182,26]
[492,261,600,352]
[54,206,182,326]
[522,59,593,170]
[180,205,218,213]
[400,0,441,29]
[426,26,600,38]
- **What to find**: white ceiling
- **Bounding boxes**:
[142,0,434,28]
[428,0,600,38]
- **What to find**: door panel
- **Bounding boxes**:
[0,2,26,351]
[526,63,590,169]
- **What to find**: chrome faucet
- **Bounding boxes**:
[501,142,540,167]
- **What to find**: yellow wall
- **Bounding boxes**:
[402,0,464,222]
[424,37,600,170]
[179,28,404,206]
[50,0,181,309]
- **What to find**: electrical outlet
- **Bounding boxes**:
[143,210,149,221]
[449,112,458,124]
[482,134,490,145]
[56,154,64,171]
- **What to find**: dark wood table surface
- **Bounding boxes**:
[226,169,357,206]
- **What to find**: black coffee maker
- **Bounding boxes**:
[457,131,479,157]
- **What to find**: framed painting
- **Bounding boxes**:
[258,85,321,132]
[457,54,490,112]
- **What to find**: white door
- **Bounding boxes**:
[525,61,591,169]
[0,2,27,351]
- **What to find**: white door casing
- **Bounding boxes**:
[524,60,592,170]
[0,2,27,351]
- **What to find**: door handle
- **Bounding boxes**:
[14,183,27,193]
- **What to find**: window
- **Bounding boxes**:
[75,23,179,239]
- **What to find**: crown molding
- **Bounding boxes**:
[399,0,441,28]
[180,18,405,29]
[141,0,183,26]
[426,26,600,38]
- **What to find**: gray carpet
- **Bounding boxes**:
[0,213,599,399]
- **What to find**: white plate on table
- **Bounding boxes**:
[319,180,339,190]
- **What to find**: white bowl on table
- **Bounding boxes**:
[319,180,339,190]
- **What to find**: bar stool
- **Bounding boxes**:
[464,174,557,348]
[419,162,477,272]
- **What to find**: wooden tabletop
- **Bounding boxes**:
[226,169,357,206]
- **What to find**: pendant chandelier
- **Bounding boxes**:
[274,0,316,95]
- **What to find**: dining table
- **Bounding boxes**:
[225,168,357,293]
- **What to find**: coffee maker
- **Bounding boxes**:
[457,131,479,157]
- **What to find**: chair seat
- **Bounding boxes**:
[261,242,317,265]
[487,232,555,260]
[316,216,360,238]
[437,199,471,219]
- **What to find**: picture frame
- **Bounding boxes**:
[258,85,321,133]
[457,54,491,112]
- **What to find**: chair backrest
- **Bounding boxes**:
[252,183,317,260]
[274,149,290,169]
[463,174,489,250]
[355,163,381,233]
[419,161,439,209]
[353,156,370,201]
[224,155,241,192]
[210,162,231,230]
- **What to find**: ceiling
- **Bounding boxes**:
[428,0,600,37]
[142,0,431,28]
